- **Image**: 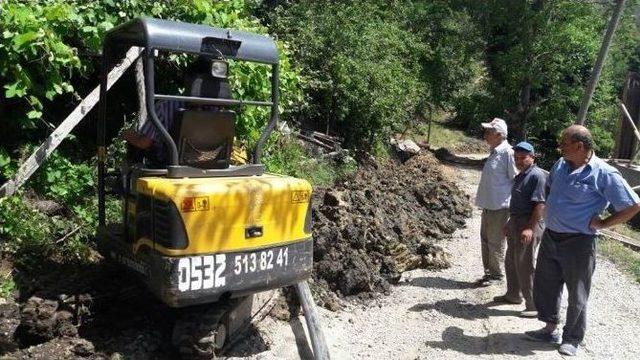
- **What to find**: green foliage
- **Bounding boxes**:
[269,0,429,149]
[456,0,640,160]
[263,135,357,187]
[406,0,486,109]
[0,195,92,267]
[0,0,82,130]
[0,274,15,299]
[0,148,16,181]
[30,152,94,204]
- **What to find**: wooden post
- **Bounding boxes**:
[295,281,330,360]
[576,0,627,125]
[619,103,640,142]
[0,46,143,198]
[619,103,640,165]
[135,56,147,130]
[427,107,433,145]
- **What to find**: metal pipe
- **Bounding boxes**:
[576,0,627,125]
[294,281,330,360]
[154,94,272,107]
[144,50,180,165]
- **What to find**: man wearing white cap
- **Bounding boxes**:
[475,118,518,286]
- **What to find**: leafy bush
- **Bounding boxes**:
[0,1,82,131]
[0,273,15,299]
[0,195,89,267]
[0,148,15,183]
[30,152,95,205]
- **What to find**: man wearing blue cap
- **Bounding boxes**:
[493,141,546,318]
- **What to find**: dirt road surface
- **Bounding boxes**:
[243,163,640,359]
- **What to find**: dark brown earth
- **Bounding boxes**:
[308,153,471,310]
[0,151,471,358]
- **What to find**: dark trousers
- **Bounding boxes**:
[505,215,543,309]
[533,229,596,345]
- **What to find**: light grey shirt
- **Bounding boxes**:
[475,140,518,210]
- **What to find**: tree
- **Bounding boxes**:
[461,0,640,162]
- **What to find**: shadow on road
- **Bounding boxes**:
[425,326,558,356]
[222,323,270,357]
[408,298,521,320]
[403,276,480,290]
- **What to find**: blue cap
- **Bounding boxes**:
[513,141,535,154]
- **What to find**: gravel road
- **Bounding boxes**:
[239,163,640,359]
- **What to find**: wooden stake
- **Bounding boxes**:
[0,46,143,198]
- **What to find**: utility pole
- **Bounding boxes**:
[576,0,627,125]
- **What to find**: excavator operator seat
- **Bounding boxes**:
[173,109,235,169]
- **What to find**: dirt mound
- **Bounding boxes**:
[310,153,471,308]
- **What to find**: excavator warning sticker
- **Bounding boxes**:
[291,190,310,203]
[181,196,210,212]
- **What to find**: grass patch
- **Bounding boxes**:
[0,273,15,299]
[610,222,640,239]
[263,136,358,187]
[412,116,486,153]
[598,237,640,283]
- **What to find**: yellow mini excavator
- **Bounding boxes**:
[96,17,315,357]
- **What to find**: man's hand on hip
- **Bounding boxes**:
[590,204,640,232]
[589,216,605,231]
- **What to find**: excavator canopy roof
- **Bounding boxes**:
[104,17,279,64]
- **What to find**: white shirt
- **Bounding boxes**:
[475,140,518,210]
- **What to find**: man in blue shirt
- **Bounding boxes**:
[525,125,640,356]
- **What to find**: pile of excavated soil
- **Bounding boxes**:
[310,153,471,309]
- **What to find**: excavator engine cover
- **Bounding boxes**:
[99,174,313,307]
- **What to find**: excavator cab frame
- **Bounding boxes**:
[95,18,313,312]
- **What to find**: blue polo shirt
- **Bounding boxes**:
[544,155,640,235]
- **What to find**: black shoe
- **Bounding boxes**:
[493,295,523,304]
[524,328,561,344]
[475,276,492,287]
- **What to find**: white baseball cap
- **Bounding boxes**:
[481,118,508,136]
